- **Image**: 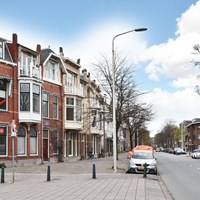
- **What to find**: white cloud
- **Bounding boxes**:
[176,1,200,36]
[1,1,200,138]
[63,0,200,137]
[143,88,200,136]
[137,1,200,86]
[65,20,148,69]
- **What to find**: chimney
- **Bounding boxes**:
[36,44,41,53]
[12,33,17,46]
[82,69,87,78]
[59,47,64,57]
[12,33,18,62]
[77,58,80,65]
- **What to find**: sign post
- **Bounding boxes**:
[11,120,16,183]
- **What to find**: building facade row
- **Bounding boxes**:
[0,33,114,165]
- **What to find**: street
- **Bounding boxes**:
[0,153,172,200]
[157,152,200,200]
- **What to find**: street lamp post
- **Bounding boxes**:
[112,28,147,172]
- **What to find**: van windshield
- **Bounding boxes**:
[132,151,154,159]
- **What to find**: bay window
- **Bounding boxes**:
[66,97,74,120]
[33,84,40,113]
[76,99,82,121]
[20,83,30,111]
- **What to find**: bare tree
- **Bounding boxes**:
[155,120,179,149]
[124,103,154,149]
[92,52,154,157]
[193,44,200,94]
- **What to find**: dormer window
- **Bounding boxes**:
[0,41,3,59]
[48,61,56,80]
[44,60,61,83]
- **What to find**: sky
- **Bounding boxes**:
[1,0,200,136]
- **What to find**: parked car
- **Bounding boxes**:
[174,148,187,155]
[127,149,158,175]
[167,148,174,154]
[191,149,200,159]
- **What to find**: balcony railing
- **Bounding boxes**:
[19,64,41,80]
[64,86,83,96]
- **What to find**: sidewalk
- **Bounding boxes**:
[0,153,173,200]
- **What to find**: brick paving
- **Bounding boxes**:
[0,153,173,200]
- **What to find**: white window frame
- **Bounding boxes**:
[76,99,82,122]
[66,72,75,93]
[17,126,27,156]
[33,84,40,113]
[30,127,38,155]
[68,132,73,156]
[66,97,74,121]
[20,83,30,111]
[20,52,36,77]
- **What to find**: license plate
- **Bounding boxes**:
[138,166,144,170]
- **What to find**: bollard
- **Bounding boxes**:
[92,164,96,179]
[1,167,5,183]
[47,165,51,181]
[143,163,147,178]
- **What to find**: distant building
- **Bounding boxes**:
[185,118,200,151]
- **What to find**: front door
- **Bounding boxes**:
[43,139,48,161]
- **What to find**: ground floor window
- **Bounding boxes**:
[0,126,7,155]
[17,126,26,155]
[30,127,38,154]
[68,132,73,156]
[52,130,58,154]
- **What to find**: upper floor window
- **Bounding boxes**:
[48,61,56,80]
[65,72,75,93]
[66,97,74,120]
[76,99,82,122]
[20,52,36,77]
[43,92,49,118]
[20,83,30,111]
[0,41,3,59]
[0,126,7,156]
[33,84,40,113]
[53,95,58,119]
[0,79,8,111]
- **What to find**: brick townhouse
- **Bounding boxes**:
[0,35,17,161]
[186,118,200,151]
[0,33,111,165]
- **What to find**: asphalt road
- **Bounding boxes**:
[156,152,200,200]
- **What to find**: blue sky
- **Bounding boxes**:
[1,0,200,135]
